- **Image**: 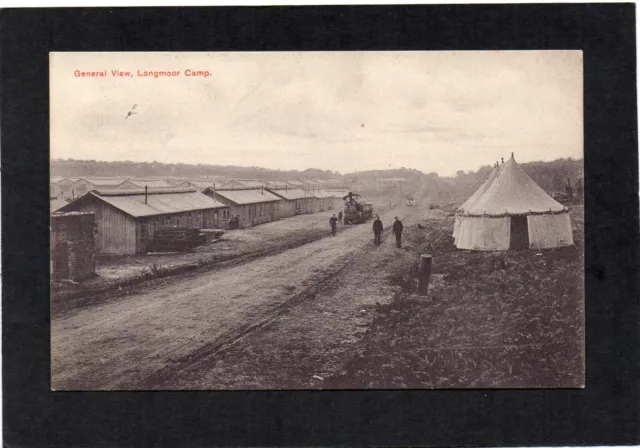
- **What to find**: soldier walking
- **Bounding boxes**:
[329,214,338,236]
[392,216,404,248]
[373,215,383,246]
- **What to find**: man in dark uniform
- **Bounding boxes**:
[329,214,338,236]
[372,215,383,246]
[392,216,404,248]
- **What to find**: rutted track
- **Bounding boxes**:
[52,206,416,390]
[137,240,379,389]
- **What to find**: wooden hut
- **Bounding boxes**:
[127,179,175,189]
[311,190,337,212]
[266,187,315,217]
[52,177,80,199]
[57,188,229,255]
[203,187,281,228]
[71,178,136,199]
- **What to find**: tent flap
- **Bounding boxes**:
[527,213,574,250]
[456,216,510,251]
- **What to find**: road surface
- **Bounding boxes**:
[52,204,426,390]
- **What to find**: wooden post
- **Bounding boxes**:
[418,254,432,295]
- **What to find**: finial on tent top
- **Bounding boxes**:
[511,152,514,159]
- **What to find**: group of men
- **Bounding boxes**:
[329,212,404,248]
[373,215,404,248]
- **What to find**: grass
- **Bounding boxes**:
[325,206,584,389]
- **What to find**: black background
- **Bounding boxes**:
[2,4,639,447]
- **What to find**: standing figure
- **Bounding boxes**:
[372,215,383,246]
[329,214,338,236]
[338,210,343,224]
[392,216,404,248]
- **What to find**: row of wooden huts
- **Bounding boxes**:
[55,184,344,255]
[51,176,347,200]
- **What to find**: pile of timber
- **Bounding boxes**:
[200,229,225,241]
[150,227,207,252]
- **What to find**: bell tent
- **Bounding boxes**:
[453,154,574,251]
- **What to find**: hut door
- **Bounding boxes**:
[139,222,149,253]
[510,216,529,250]
[52,242,70,280]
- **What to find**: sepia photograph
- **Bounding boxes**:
[50,50,584,391]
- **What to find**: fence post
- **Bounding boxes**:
[418,254,433,295]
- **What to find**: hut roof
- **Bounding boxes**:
[128,179,175,189]
[267,188,309,200]
[76,177,130,187]
[311,189,336,199]
[209,188,281,205]
[284,180,306,187]
[59,188,227,218]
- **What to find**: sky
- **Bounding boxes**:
[51,51,583,176]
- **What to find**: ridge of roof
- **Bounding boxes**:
[92,188,198,196]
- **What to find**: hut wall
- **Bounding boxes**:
[242,202,276,226]
[308,197,320,213]
[276,199,296,219]
[209,193,277,228]
[51,183,62,199]
[83,201,137,255]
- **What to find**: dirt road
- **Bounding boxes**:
[52,205,426,390]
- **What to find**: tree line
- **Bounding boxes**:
[52,157,583,200]
[51,159,340,180]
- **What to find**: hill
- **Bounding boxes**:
[50,159,341,180]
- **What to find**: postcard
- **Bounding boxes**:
[50,51,584,390]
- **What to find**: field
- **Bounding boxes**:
[325,206,584,388]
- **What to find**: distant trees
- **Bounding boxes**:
[443,159,583,201]
[50,159,341,180]
[51,157,583,202]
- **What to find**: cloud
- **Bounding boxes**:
[51,51,583,176]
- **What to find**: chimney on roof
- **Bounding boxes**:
[145,186,148,204]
